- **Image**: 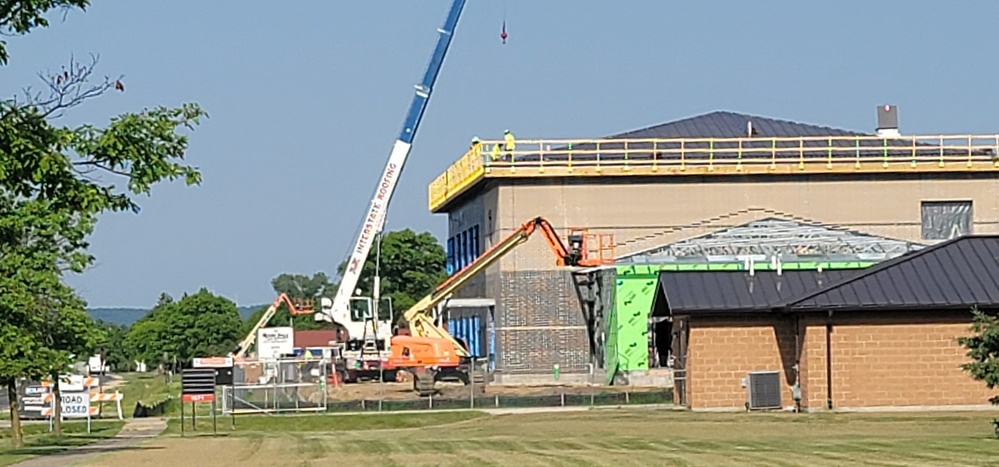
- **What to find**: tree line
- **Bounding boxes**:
[98,228,446,373]
[0,1,444,447]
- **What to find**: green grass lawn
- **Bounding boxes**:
[162,410,486,436]
[0,420,124,467]
[82,409,999,466]
[117,373,179,410]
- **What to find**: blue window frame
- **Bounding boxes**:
[472,224,480,258]
[463,229,471,268]
[446,237,455,275]
[458,235,463,270]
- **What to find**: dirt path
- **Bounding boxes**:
[11,417,166,467]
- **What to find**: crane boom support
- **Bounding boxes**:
[321,0,467,325]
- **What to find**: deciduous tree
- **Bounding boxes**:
[338,229,447,325]
[94,320,132,372]
[959,306,999,406]
[0,1,206,446]
[125,289,242,364]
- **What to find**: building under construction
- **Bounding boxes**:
[427,107,999,388]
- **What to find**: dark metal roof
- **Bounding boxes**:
[657,269,859,314]
[517,111,980,162]
[610,111,865,139]
[783,235,999,311]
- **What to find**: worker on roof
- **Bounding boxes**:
[503,129,516,160]
[490,142,502,162]
[469,136,482,160]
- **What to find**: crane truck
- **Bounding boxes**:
[389,216,614,395]
[311,0,468,377]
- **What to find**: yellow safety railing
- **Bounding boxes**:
[429,134,999,211]
[429,146,485,210]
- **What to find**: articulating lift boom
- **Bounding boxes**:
[232,293,314,359]
[390,216,614,395]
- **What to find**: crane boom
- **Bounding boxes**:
[320,0,467,325]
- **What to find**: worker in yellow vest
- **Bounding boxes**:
[503,129,516,160]
[490,142,502,162]
[469,136,483,161]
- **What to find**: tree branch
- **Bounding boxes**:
[72,160,131,178]
[24,54,123,119]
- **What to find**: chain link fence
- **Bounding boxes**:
[222,358,328,414]
[325,361,674,413]
[218,356,674,415]
[324,387,674,413]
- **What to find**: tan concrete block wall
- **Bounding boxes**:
[688,312,995,411]
[825,313,994,408]
[494,176,999,270]
[686,316,797,410]
[802,322,829,410]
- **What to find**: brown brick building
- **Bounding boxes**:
[654,235,999,410]
[428,109,999,381]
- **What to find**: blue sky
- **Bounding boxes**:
[1,1,997,308]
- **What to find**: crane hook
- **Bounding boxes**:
[500,20,508,44]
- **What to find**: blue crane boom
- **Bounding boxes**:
[320,0,468,333]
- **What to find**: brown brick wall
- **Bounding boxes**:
[687,311,994,410]
[801,320,828,409]
[819,312,993,408]
[686,315,797,409]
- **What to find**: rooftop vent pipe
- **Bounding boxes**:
[876,104,900,138]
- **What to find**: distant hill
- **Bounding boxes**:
[88,305,263,327]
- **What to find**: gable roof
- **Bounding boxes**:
[293,330,338,348]
[656,269,860,315]
[610,111,865,140]
[518,110,980,162]
[781,235,999,311]
[517,111,989,162]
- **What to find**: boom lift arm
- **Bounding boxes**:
[232,293,314,358]
[319,0,468,327]
[402,216,606,357]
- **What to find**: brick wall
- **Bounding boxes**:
[803,312,994,409]
[685,315,797,410]
[686,311,994,411]
[494,270,590,373]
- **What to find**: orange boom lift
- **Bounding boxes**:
[388,216,614,395]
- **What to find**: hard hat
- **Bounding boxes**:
[472,136,480,143]
[504,129,510,134]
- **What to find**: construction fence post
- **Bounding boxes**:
[589,363,595,407]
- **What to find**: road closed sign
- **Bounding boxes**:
[60,392,91,418]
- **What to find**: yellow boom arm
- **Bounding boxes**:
[402,216,580,357]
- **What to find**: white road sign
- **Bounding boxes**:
[59,391,90,418]
[257,327,294,360]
